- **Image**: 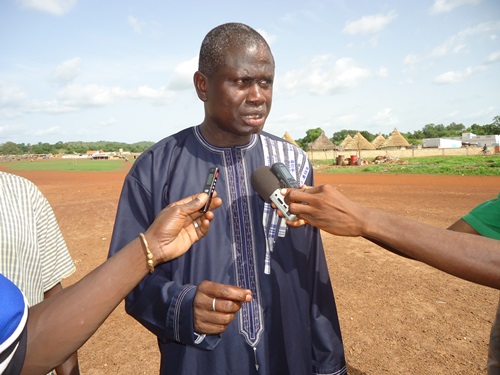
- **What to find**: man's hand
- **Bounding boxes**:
[193,280,252,335]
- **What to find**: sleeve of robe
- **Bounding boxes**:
[108,169,221,350]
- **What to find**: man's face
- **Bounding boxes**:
[202,44,275,146]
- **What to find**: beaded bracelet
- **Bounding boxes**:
[139,233,154,273]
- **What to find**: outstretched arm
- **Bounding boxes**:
[284,185,500,289]
[22,193,222,375]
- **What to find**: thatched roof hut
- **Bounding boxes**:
[308,131,337,163]
[308,131,337,151]
[282,132,299,147]
[380,129,411,149]
[344,132,375,150]
[339,134,354,150]
[371,133,386,149]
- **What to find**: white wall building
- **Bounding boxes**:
[422,138,462,148]
[423,133,500,148]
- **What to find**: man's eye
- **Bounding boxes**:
[259,79,272,88]
[238,78,251,85]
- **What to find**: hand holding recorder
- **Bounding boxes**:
[15,192,222,375]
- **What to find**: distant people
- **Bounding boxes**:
[108,23,346,375]
[483,144,489,154]
[1,192,222,375]
[0,171,80,374]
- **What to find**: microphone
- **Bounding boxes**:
[251,166,297,221]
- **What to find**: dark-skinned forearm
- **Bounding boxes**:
[22,237,148,375]
[361,207,500,289]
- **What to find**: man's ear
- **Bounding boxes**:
[193,71,208,102]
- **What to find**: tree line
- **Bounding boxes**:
[0,140,155,156]
[294,115,500,150]
[1,116,499,155]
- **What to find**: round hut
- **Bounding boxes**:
[380,129,411,149]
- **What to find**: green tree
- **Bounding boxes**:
[296,128,323,150]
[359,131,375,142]
[331,130,357,144]
[484,116,500,135]
[446,122,465,134]
[422,123,448,138]
[0,141,21,155]
[468,123,488,135]
[31,142,54,154]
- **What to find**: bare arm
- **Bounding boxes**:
[44,284,80,375]
[285,185,500,289]
[22,193,222,375]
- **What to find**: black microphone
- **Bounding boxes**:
[251,166,297,221]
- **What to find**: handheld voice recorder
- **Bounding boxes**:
[271,162,300,189]
[200,167,219,213]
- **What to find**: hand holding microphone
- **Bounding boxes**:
[251,166,297,221]
[251,162,365,235]
[283,184,367,237]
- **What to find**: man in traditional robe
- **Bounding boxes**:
[108,22,346,375]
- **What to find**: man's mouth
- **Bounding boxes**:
[242,113,266,126]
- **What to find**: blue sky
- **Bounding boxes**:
[1,0,499,144]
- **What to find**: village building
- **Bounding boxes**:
[371,133,386,149]
[379,129,411,150]
[423,132,500,148]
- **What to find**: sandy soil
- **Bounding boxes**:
[1,163,498,374]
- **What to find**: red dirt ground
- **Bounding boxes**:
[1,163,498,374]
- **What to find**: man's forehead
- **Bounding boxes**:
[224,45,274,66]
[218,59,275,79]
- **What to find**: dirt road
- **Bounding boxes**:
[2,164,498,374]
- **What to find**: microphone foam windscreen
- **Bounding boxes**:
[251,166,281,203]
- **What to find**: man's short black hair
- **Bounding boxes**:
[198,22,272,77]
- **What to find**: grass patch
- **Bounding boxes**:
[315,155,500,176]
[0,159,129,172]
[2,155,498,176]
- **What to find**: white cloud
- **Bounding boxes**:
[0,125,19,138]
[32,126,62,136]
[48,83,174,110]
[28,99,78,114]
[336,114,357,126]
[18,0,77,16]
[100,118,117,127]
[133,85,174,104]
[168,57,198,90]
[256,29,277,45]
[274,113,303,123]
[282,55,371,95]
[434,71,462,84]
[377,67,389,77]
[1,81,175,116]
[486,51,500,64]
[0,83,27,107]
[430,0,481,15]
[128,15,143,33]
[343,11,398,35]
[52,57,81,86]
[371,108,399,126]
[404,21,500,67]
[57,84,122,106]
[433,65,486,84]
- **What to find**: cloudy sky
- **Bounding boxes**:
[1,0,499,144]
